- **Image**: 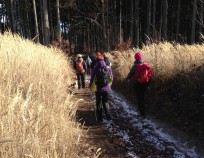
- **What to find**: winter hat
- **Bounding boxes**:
[134,52,142,60]
[77,54,82,58]
[95,51,101,57]
[95,51,104,59]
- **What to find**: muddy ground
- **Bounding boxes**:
[74,86,204,158]
[75,89,170,158]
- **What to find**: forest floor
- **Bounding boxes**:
[74,77,204,158]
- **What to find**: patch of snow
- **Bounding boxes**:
[75,80,78,89]
[104,90,201,158]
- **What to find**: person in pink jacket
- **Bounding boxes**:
[126,52,153,118]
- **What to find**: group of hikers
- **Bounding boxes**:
[73,51,152,122]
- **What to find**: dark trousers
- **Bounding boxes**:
[134,82,150,117]
[95,91,110,121]
[77,73,85,89]
[87,65,91,75]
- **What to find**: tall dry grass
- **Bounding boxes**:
[0,32,82,157]
[109,42,204,81]
[108,41,204,104]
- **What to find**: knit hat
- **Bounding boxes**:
[134,52,142,60]
[95,51,101,57]
[95,51,104,59]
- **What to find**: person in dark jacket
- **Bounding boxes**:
[126,52,152,118]
[74,54,87,89]
[89,51,113,122]
[103,52,111,67]
[85,55,92,75]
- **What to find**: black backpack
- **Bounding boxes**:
[95,66,110,86]
[104,57,110,66]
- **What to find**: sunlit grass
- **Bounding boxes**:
[109,42,204,80]
[108,41,204,102]
[0,32,81,157]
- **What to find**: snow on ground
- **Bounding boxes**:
[103,90,201,158]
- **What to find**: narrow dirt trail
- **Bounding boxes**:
[74,78,203,158]
[75,90,127,158]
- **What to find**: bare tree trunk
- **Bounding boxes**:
[42,0,50,45]
[106,2,110,50]
[56,0,61,42]
[119,0,122,44]
[21,3,26,37]
[93,24,96,51]
[130,0,134,42]
[17,0,23,34]
[146,0,151,42]
[95,26,99,50]
[146,0,151,41]
[135,0,140,47]
[198,0,203,42]
[26,4,31,39]
[101,0,107,49]
[23,5,29,38]
[152,0,156,40]
[87,24,90,51]
[162,0,168,40]
[176,0,181,42]
[48,0,54,41]
[40,0,44,43]
[112,0,117,48]
[10,0,16,32]
[191,0,198,43]
[32,0,39,42]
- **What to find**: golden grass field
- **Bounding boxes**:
[0,32,82,158]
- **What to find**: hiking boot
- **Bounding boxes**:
[97,118,103,123]
[96,115,103,122]
[106,114,111,120]
[139,113,146,119]
[141,115,146,119]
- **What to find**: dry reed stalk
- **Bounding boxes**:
[0,32,82,157]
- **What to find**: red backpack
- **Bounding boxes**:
[134,63,152,83]
[76,61,84,73]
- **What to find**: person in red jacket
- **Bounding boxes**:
[74,54,87,89]
[126,52,153,118]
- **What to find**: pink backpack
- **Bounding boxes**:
[134,63,152,83]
